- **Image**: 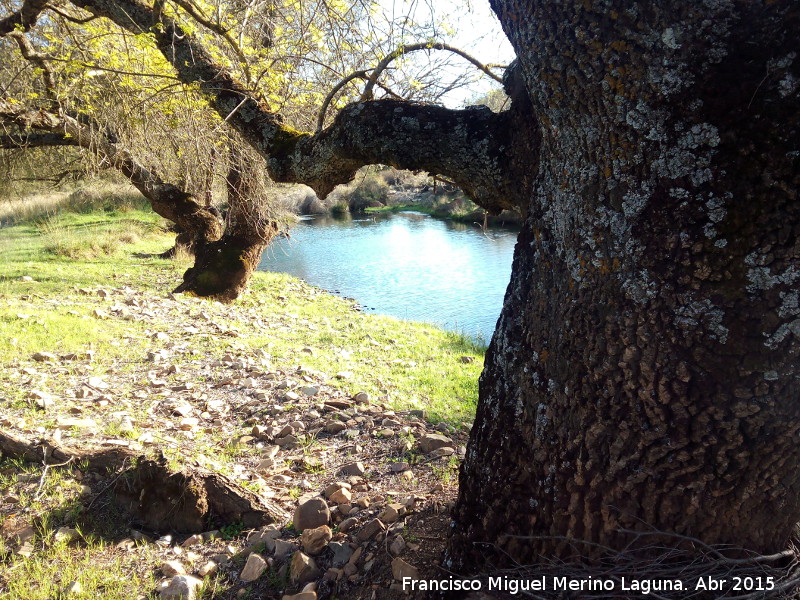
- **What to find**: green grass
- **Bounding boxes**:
[0,194,482,423]
[0,192,484,599]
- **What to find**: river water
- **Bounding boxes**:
[258,211,518,344]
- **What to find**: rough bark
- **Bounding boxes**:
[0,430,287,532]
[175,145,279,301]
[0,0,48,35]
[0,99,223,246]
[447,0,800,571]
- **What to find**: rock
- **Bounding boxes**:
[32,352,57,362]
[301,525,332,555]
[56,418,97,430]
[459,355,476,363]
[239,553,268,581]
[293,497,330,531]
[323,542,351,568]
[162,560,187,577]
[181,535,203,548]
[353,392,370,404]
[328,488,352,504]
[324,421,346,434]
[274,539,298,560]
[338,517,357,533]
[301,386,319,397]
[378,506,400,524]
[282,593,317,600]
[340,462,365,477]
[159,575,203,599]
[290,552,321,585]
[356,519,386,542]
[417,433,453,453]
[389,462,410,473]
[197,561,218,577]
[391,557,420,581]
[63,581,81,595]
[390,535,406,556]
[54,527,80,544]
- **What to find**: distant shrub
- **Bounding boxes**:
[348,175,389,212]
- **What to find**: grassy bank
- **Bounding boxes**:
[0,199,482,599]
[0,206,482,424]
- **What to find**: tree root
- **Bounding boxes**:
[0,430,287,533]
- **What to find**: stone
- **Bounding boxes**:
[431,446,456,458]
[338,517,357,533]
[197,561,218,577]
[54,527,80,544]
[353,392,370,404]
[282,593,317,600]
[290,552,321,585]
[274,539,298,560]
[378,506,400,524]
[301,525,332,555]
[356,519,386,542]
[389,535,406,556]
[240,553,268,582]
[159,575,203,599]
[389,462,410,473]
[32,352,57,362]
[328,488,352,504]
[417,433,453,453]
[329,542,354,567]
[301,386,319,397]
[293,497,330,531]
[162,560,187,577]
[340,462,365,477]
[324,421,346,434]
[63,581,81,595]
[391,557,420,581]
[181,534,203,547]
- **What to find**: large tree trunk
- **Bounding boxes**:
[447,0,800,571]
[175,145,278,301]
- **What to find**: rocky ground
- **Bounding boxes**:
[0,280,476,600]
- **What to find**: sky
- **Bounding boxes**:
[375,0,516,107]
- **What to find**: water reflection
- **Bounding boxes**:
[259,212,518,344]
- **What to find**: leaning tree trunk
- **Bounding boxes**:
[447,0,800,571]
[175,144,278,301]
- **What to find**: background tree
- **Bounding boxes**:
[3,0,798,583]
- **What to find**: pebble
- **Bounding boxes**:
[340,462,365,476]
[159,575,203,599]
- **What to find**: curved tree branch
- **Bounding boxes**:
[315,68,370,132]
[8,31,60,110]
[359,42,505,102]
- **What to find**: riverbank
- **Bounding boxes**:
[0,206,482,599]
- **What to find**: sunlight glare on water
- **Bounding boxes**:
[259,212,517,345]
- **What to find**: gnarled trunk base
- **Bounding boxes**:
[174,227,277,302]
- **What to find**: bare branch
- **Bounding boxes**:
[360,42,505,102]
[0,132,80,148]
[0,96,223,241]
